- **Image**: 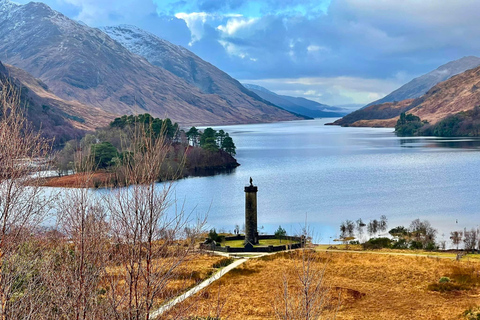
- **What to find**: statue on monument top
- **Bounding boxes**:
[249,177,253,187]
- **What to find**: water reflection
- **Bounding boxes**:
[400,137,480,149]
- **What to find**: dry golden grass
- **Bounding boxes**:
[39,172,115,188]
[103,252,224,309]
[166,250,480,320]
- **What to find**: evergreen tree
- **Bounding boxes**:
[222,134,236,155]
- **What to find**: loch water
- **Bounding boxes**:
[162,118,480,243]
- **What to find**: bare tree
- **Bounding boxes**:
[367,220,378,237]
[355,219,365,241]
[0,80,52,318]
[450,231,463,250]
[106,120,204,319]
[272,249,338,320]
[463,229,478,253]
[379,215,388,233]
[50,155,110,320]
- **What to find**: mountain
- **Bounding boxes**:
[365,56,480,108]
[242,84,347,118]
[0,61,113,144]
[333,64,480,128]
[331,99,415,127]
[102,25,273,104]
[0,1,301,127]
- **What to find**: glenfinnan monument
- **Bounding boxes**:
[245,177,259,245]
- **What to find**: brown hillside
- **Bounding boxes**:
[332,99,414,127]
[335,64,480,128]
[408,65,480,124]
[5,64,114,132]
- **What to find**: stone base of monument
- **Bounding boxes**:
[200,234,305,253]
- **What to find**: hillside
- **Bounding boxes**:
[0,61,113,144]
[243,83,346,118]
[331,99,414,127]
[102,25,284,114]
[333,64,480,129]
[0,0,301,127]
[365,56,480,108]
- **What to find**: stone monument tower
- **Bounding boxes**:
[245,177,258,245]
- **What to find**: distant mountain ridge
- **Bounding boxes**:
[243,84,347,118]
[0,0,302,127]
[333,63,480,128]
[365,56,480,108]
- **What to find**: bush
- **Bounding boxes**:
[206,229,225,244]
[212,257,234,269]
[439,277,450,283]
[464,307,480,320]
[425,241,437,251]
[363,237,392,250]
[409,240,423,250]
[391,238,409,249]
[427,282,467,292]
[428,266,480,293]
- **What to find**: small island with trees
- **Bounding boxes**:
[45,114,239,188]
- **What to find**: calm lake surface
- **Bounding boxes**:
[163,118,480,243]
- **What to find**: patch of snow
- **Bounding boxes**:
[101,25,187,63]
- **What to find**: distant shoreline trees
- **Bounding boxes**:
[395,107,480,137]
[53,114,238,183]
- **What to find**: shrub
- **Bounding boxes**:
[409,240,423,250]
[425,241,437,251]
[464,307,480,320]
[439,277,450,284]
[427,282,467,292]
[428,266,480,293]
[363,237,392,250]
[391,238,409,249]
[212,257,234,269]
[206,229,225,244]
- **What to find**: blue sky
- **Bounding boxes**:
[15,0,480,106]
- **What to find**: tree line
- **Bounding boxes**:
[339,215,480,252]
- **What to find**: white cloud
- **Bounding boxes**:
[175,12,215,45]
[217,17,259,36]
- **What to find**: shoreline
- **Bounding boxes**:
[35,163,240,189]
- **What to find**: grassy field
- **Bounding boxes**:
[315,244,460,259]
[223,238,296,248]
[167,250,480,319]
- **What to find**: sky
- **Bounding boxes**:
[14,0,480,106]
